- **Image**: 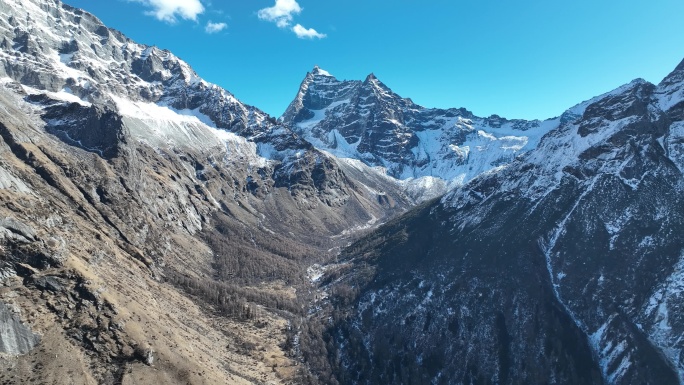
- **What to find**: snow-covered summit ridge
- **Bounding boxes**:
[444,78,661,201]
[0,0,312,157]
[281,66,560,183]
[443,59,684,212]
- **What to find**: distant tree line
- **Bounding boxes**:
[208,212,320,285]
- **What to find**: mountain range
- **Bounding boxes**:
[0,0,682,384]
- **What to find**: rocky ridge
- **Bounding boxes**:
[0,0,331,191]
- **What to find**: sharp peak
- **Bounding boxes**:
[674,57,684,73]
[659,57,684,86]
[364,72,389,88]
[629,77,649,86]
[311,65,333,77]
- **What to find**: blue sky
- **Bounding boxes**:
[62,0,684,120]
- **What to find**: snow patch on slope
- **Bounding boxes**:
[334,157,447,203]
[296,99,351,131]
[589,316,633,384]
[643,254,684,383]
[666,122,684,173]
[112,96,269,167]
[21,84,91,107]
[522,116,640,201]
[656,64,684,112]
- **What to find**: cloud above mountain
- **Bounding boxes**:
[132,0,205,22]
[258,0,326,39]
[205,21,227,34]
[257,0,301,28]
[128,0,322,40]
[292,24,326,39]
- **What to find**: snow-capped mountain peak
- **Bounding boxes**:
[281,68,560,184]
[323,56,684,385]
[311,65,333,77]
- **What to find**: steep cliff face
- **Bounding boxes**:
[312,61,684,385]
[281,66,559,184]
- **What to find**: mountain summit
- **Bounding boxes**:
[281,67,559,183]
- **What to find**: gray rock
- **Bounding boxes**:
[0,302,40,355]
[31,276,63,292]
[0,217,37,243]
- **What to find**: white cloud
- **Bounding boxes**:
[257,0,301,28]
[133,0,205,23]
[258,0,327,39]
[292,24,326,39]
[205,21,227,34]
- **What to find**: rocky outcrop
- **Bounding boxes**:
[0,302,40,355]
[26,94,127,159]
[0,217,37,243]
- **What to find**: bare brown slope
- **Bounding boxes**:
[0,82,411,384]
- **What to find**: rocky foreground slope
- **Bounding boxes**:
[312,61,684,384]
